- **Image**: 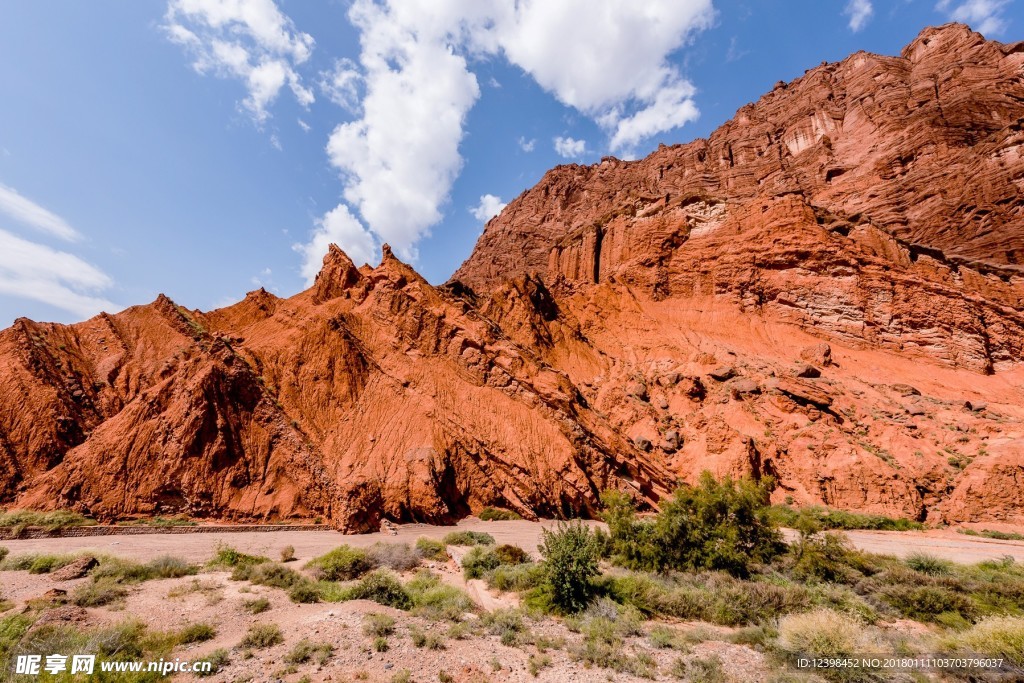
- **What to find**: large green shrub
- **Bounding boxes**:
[603,473,784,577]
[305,545,373,581]
[539,521,600,613]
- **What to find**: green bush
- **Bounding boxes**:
[240,623,283,649]
[603,473,784,578]
[342,570,412,609]
[941,616,1024,666]
[791,532,862,583]
[486,562,546,592]
[442,530,495,546]
[363,613,396,637]
[905,553,952,576]
[767,505,923,531]
[0,509,95,531]
[288,582,322,603]
[462,546,501,579]
[194,648,230,677]
[406,571,474,621]
[208,544,269,568]
[539,520,600,613]
[0,547,8,563]
[478,507,522,521]
[495,544,530,565]
[284,639,334,665]
[879,584,976,623]
[242,596,270,613]
[232,562,305,589]
[305,545,373,580]
[177,622,216,644]
[71,578,128,607]
[415,537,448,561]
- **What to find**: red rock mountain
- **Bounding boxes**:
[2,25,1022,530]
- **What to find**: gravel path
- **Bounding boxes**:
[2,519,1022,565]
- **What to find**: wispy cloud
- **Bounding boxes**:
[0,228,117,318]
[164,0,315,125]
[518,136,536,153]
[0,183,80,241]
[844,0,874,32]
[470,194,506,223]
[554,136,587,158]
[936,0,1010,35]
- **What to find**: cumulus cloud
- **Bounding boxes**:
[936,0,1010,35]
[470,194,506,222]
[844,0,873,32]
[554,136,586,158]
[517,136,536,152]
[0,228,117,319]
[294,204,377,285]
[164,0,315,124]
[280,0,716,281]
[0,183,80,242]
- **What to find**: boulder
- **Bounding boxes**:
[965,400,988,412]
[776,378,832,408]
[793,363,821,379]
[891,384,921,397]
[799,343,832,367]
[728,378,760,398]
[51,556,98,582]
[708,366,736,381]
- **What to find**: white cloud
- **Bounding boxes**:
[470,194,506,222]
[554,136,586,158]
[319,58,363,111]
[936,0,1009,35]
[291,0,715,279]
[297,118,310,132]
[495,0,713,152]
[517,136,536,152]
[0,228,117,319]
[164,0,315,124]
[320,0,483,264]
[844,0,873,32]
[0,183,79,241]
[294,204,377,285]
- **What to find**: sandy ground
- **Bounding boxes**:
[3,519,1023,566]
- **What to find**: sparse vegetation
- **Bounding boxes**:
[195,648,230,677]
[208,543,269,568]
[342,569,412,609]
[305,545,373,580]
[442,530,495,546]
[415,537,448,561]
[284,638,334,665]
[0,509,95,533]
[768,504,924,531]
[478,507,522,521]
[959,528,1024,541]
[243,596,271,613]
[240,622,284,649]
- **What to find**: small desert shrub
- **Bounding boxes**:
[0,547,8,563]
[442,530,495,546]
[373,636,389,652]
[527,653,551,676]
[494,544,530,565]
[941,615,1024,666]
[540,520,601,613]
[306,545,372,580]
[195,648,230,677]
[415,537,448,561]
[343,570,412,609]
[232,562,305,589]
[482,608,528,646]
[905,553,952,576]
[462,546,501,579]
[777,609,885,681]
[240,623,283,649]
[767,505,923,531]
[791,532,862,583]
[288,582,322,603]
[879,584,975,623]
[177,622,216,644]
[285,639,334,665]
[406,571,474,621]
[0,509,94,531]
[366,542,420,571]
[149,555,196,578]
[1,553,77,574]
[363,613,396,637]
[409,626,446,650]
[243,596,271,613]
[280,545,296,562]
[486,562,546,592]
[209,544,268,568]
[675,655,726,682]
[479,507,522,521]
[71,578,128,607]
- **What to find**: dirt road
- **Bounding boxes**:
[3,520,1023,566]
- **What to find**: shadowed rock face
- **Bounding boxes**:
[2,25,1023,529]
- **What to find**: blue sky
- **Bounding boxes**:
[0,0,1017,325]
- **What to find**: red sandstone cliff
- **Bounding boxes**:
[1,25,1022,528]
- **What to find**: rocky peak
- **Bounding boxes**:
[313,243,364,303]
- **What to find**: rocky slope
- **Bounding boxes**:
[1,24,1022,528]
